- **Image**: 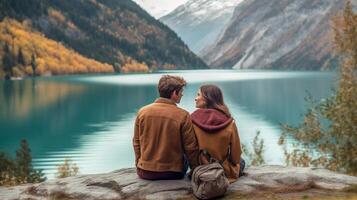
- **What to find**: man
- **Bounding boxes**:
[133,75,199,180]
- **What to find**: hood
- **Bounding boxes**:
[191,108,233,132]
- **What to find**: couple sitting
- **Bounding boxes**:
[133,75,244,183]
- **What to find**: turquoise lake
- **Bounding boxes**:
[0,70,338,178]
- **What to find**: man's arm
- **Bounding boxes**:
[133,115,141,166]
[181,113,199,170]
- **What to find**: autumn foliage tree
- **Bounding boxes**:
[0,18,114,78]
[120,57,149,73]
[56,158,79,178]
[279,0,357,175]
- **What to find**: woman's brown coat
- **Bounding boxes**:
[191,109,242,183]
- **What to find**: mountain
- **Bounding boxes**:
[160,0,244,53]
[201,0,351,70]
[0,0,207,78]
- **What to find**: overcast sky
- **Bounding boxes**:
[133,0,189,18]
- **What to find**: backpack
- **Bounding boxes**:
[191,150,230,199]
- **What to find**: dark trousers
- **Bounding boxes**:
[137,157,189,180]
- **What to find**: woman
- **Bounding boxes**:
[191,84,244,183]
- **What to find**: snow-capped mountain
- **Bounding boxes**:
[160,0,244,53]
[201,0,355,70]
[133,0,189,18]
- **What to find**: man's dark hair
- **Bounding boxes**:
[158,75,187,98]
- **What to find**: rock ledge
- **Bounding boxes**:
[1,165,357,200]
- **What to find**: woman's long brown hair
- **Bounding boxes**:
[200,84,231,117]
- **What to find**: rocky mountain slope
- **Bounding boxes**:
[201,0,353,70]
[160,0,244,53]
[0,0,207,78]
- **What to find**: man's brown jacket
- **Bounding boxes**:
[133,98,199,172]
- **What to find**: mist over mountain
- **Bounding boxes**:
[133,0,189,18]
[160,0,244,53]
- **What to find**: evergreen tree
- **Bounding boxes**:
[113,62,121,72]
[15,139,32,183]
[15,139,45,183]
[3,43,14,77]
[0,140,46,186]
[31,53,37,76]
[17,48,26,66]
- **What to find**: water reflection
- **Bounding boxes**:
[35,114,136,178]
[0,71,337,179]
[220,75,336,126]
[0,79,85,120]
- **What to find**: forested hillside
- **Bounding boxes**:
[0,19,113,77]
[0,0,207,78]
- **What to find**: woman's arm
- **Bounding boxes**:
[230,120,242,165]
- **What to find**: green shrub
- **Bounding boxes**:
[0,140,46,186]
[242,131,266,166]
[279,0,357,175]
